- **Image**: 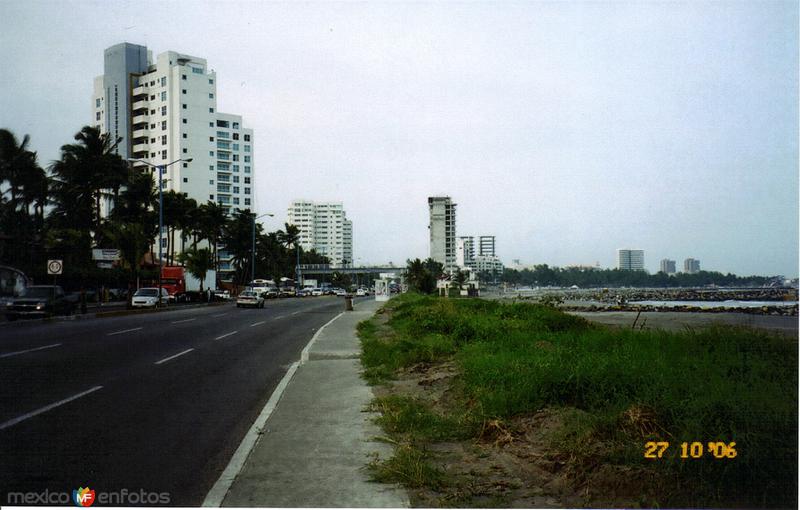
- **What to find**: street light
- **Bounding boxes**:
[251,212,274,282]
[128,157,192,306]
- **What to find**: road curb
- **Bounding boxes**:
[202,310,347,507]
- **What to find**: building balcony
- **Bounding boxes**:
[132,85,147,96]
[132,127,149,139]
[132,113,149,124]
[132,142,149,153]
[132,98,149,110]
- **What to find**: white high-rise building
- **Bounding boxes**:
[428,196,457,272]
[287,200,353,267]
[684,258,701,274]
[92,42,255,276]
[478,236,495,257]
[456,236,475,269]
[617,249,645,271]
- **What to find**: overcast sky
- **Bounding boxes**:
[1,1,797,276]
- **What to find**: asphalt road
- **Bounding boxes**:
[0,296,360,506]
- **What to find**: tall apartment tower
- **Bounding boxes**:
[428,197,457,272]
[617,249,645,271]
[287,200,353,267]
[660,259,676,274]
[92,43,255,276]
[478,236,496,256]
[456,236,475,269]
[684,258,701,274]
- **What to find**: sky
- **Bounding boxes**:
[0,0,797,276]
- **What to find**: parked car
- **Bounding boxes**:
[334,288,347,297]
[264,286,279,299]
[356,288,370,296]
[236,290,265,308]
[131,287,170,308]
[295,288,310,297]
[213,289,231,300]
[311,288,324,296]
[5,285,74,320]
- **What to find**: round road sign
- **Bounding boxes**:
[47,259,63,275]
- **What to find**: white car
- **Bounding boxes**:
[131,287,170,308]
[236,290,265,308]
[356,288,369,296]
[311,288,324,296]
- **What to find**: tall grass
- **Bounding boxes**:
[360,293,798,507]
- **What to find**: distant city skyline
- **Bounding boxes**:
[1,1,796,276]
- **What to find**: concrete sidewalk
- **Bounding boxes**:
[218,299,409,507]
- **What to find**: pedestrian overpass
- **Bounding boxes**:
[298,264,404,278]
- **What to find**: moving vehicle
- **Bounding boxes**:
[236,290,264,308]
[131,287,170,308]
[5,285,73,320]
[356,288,370,296]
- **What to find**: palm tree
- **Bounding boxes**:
[178,247,214,294]
[197,201,227,272]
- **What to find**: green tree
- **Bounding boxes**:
[178,247,214,294]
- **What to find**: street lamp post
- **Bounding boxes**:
[128,157,192,306]
[251,212,274,283]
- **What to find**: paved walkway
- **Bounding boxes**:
[219,299,409,507]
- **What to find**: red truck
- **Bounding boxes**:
[160,266,216,302]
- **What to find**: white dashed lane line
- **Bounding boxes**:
[107,327,143,336]
[0,343,62,359]
[154,348,195,365]
[214,331,238,340]
[171,318,197,324]
[249,321,265,327]
[211,313,228,318]
[0,386,104,431]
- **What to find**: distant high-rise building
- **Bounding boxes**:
[428,196,457,272]
[617,249,645,271]
[287,200,353,267]
[478,236,495,256]
[660,259,676,274]
[456,236,475,269]
[684,258,701,274]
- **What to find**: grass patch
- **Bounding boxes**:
[367,443,446,490]
[362,293,798,507]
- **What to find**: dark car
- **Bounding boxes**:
[5,285,74,321]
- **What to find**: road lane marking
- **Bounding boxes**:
[0,385,103,431]
[291,311,300,315]
[107,327,143,336]
[212,313,228,318]
[0,343,62,359]
[154,348,195,365]
[249,321,265,327]
[215,331,238,340]
[171,318,197,324]
[273,315,285,320]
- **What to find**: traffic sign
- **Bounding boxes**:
[47,259,63,275]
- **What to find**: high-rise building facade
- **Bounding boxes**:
[684,258,701,274]
[287,200,353,267]
[478,236,495,257]
[660,258,676,274]
[456,236,475,269]
[617,249,645,271]
[428,197,457,272]
[93,43,255,277]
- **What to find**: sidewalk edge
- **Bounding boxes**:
[202,310,346,507]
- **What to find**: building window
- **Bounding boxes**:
[209,108,214,113]
[150,138,156,143]
[192,67,203,74]
[244,187,251,194]
[182,89,187,94]
[232,154,239,162]
[161,120,167,130]
[161,77,166,86]
[182,163,187,168]
[233,176,239,183]
[216,120,229,128]
[161,150,167,160]
[150,95,155,100]
[161,106,167,116]
[161,135,167,145]
[217,131,229,139]
[182,133,187,138]
[209,78,214,84]
[244,156,251,162]
[233,186,239,194]
[244,134,251,141]
[209,136,214,142]
[232,133,239,140]
[217,162,230,170]
[96,98,101,107]
[209,151,214,157]
[161,238,167,248]
[244,177,251,184]
[233,197,239,205]
[232,165,239,172]
[232,143,239,151]
[218,184,231,193]
[150,109,156,115]
[209,93,214,98]
[183,148,188,154]
[96,111,101,120]
[210,194,214,200]
[233,122,240,129]
[244,166,251,173]
[182,119,187,124]
[161,91,166,101]
[218,153,230,161]
[150,152,156,158]
[182,74,187,80]
[183,177,188,182]
[245,198,250,206]
[209,165,214,171]
[182,104,187,109]
[244,145,251,152]
[209,180,214,185]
